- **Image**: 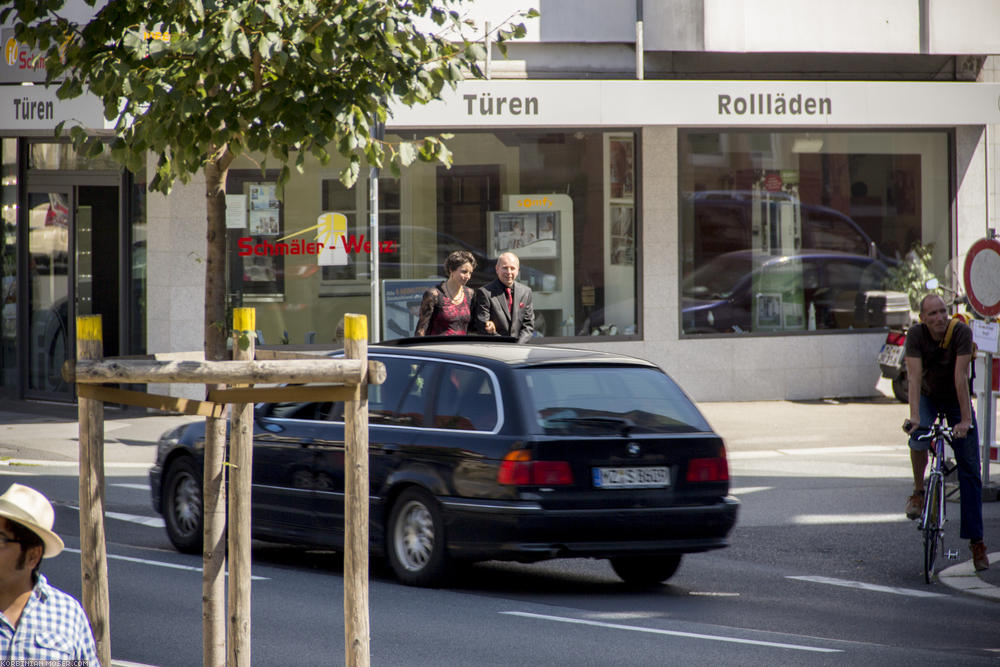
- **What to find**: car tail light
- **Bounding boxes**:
[885,331,906,346]
[686,455,730,482]
[498,450,573,486]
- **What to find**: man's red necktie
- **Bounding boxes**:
[505,287,513,314]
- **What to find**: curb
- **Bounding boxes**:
[0,459,153,468]
[938,554,1000,601]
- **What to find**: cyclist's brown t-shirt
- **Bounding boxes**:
[904,320,973,408]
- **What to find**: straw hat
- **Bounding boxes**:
[0,484,64,558]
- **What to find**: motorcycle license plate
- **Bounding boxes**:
[877,343,905,367]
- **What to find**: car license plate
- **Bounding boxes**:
[877,343,905,367]
[592,466,670,489]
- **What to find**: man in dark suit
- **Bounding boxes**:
[473,251,534,342]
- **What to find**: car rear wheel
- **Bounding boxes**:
[164,457,204,554]
[610,554,682,586]
[387,488,447,587]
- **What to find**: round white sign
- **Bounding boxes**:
[964,238,1000,316]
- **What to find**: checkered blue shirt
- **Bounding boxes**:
[0,574,99,666]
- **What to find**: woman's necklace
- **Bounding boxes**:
[445,282,464,303]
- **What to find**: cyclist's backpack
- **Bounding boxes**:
[939,316,961,349]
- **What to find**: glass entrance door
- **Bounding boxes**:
[26,188,72,396]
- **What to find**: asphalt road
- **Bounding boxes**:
[1,387,998,665]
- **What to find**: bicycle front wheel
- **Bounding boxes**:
[922,474,944,583]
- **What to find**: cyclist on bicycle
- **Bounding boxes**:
[903,293,988,571]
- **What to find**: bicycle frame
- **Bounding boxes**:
[916,416,952,583]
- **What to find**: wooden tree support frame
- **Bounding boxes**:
[65,312,381,667]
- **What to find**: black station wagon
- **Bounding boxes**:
[149,338,739,587]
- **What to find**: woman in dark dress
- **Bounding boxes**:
[414,250,477,336]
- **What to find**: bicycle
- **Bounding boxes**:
[912,415,958,583]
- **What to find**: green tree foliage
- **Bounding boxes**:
[3,0,534,358]
[885,242,939,311]
[3,0,535,191]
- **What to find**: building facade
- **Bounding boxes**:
[4,0,1000,402]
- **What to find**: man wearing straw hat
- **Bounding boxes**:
[0,483,99,664]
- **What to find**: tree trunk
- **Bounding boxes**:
[203,148,234,667]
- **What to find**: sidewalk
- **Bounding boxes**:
[0,393,997,599]
[0,398,199,468]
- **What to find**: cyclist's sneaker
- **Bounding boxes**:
[971,541,989,571]
[905,491,924,520]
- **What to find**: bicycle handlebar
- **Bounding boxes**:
[910,420,953,442]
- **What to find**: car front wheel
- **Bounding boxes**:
[163,457,204,554]
[610,554,682,586]
[386,488,447,587]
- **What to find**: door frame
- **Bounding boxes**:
[20,170,129,401]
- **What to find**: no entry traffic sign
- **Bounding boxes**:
[964,237,1000,317]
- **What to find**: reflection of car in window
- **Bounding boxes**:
[682,250,892,334]
[685,192,890,264]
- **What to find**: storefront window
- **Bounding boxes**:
[28,142,120,171]
[1,139,17,389]
[679,130,950,335]
[227,130,640,344]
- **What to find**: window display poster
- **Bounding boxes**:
[249,210,279,235]
[752,257,805,331]
[610,204,634,265]
[249,184,280,235]
[241,181,284,298]
[382,279,442,341]
[225,194,247,229]
[489,211,559,259]
[609,137,634,199]
[250,183,280,210]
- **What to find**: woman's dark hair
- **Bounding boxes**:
[443,250,476,276]
[6,519,43,583]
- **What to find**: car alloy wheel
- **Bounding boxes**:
[387,488,447,587]
[164,457,204,554]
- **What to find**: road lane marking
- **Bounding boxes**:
[792,513,906,525]
[63,547,268,580]
[106,511,165,528]
[66,504,164,528]
[728,445,907,459]
[777,445,903,456]
[787,575,945,598]
[112,483,150,491]
[500,611,841,653]
[729,486,772,495]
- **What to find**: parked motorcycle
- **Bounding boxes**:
[868,290,915,403]
[878,327,910,403]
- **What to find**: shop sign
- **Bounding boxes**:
[1,29,48,84]
[235,211,398,266]
[0,84,104,131]
[388,80,1000,128]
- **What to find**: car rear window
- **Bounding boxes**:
[519,366,712,435]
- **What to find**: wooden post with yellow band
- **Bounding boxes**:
[66,312,379,666]
[343,314,370,667]
[228,308,255,667]
[75,315,111,667]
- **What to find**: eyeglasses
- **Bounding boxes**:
[0,534,22,547]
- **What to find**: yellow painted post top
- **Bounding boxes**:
[77,315,103,342]
[344,314,367,341]
[233,307,256,332]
